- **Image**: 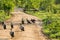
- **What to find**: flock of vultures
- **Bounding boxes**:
[0,18,36,39]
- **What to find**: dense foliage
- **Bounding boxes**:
[0,0,15,22]
[42,15,60,40]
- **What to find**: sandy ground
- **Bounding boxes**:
[0,11,48,40]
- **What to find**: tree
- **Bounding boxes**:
[3,0,15,16]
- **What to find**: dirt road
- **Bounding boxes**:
[0,11,48,40]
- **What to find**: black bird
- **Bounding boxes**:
[3,24,6,29]
[11,23,13,29]
[20,25,24,31]
[26,19,31,24]
[31,19,36,23]
[21,18,24,24]
[10,30,14,38]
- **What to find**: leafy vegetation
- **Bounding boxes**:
[0,0,15,22]
[42,14,60,40]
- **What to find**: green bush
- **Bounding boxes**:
[0,10,5,22]
[0,10,11,22]
[42,15,60,39]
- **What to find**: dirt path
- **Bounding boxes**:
[0,11,48,40]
